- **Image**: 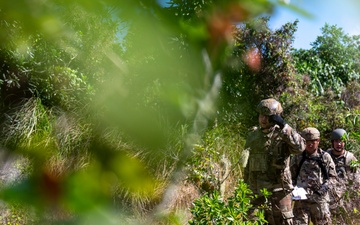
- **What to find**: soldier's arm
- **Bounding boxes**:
[325,153,338,182]
[319,154,338,195]
[290,155,299,186]
[349,153,358,173]
[279,124,305,155]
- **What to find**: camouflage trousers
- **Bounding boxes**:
[250,190,294,225]
[293,200,331,225]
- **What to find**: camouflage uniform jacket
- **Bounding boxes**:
[326,149,358,181]
[244,124,305,194]
[290,149,337,203]
[326,149,358,203]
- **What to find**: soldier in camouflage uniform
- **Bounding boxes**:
[290,127,337,225]
[243,98,305,225]
[326,128,358,221]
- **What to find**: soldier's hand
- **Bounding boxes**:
[315,183,329,196]
[269,114,286,129]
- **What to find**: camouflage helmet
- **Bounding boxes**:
[331,128,348,141]
[301,127,320,140]
[256,98,283,116]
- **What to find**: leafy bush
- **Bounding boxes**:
[189,180,267,225]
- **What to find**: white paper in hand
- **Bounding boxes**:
[292,186,308,200]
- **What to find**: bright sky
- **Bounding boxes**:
[269,0,360,49]
[158,0,360,49]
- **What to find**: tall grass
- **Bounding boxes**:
[0,97,192,224]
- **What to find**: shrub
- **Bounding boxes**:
[189,180,268,225]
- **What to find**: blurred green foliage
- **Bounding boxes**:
[0,0,279,224]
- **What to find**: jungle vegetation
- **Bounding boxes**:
[0,0,359,224]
